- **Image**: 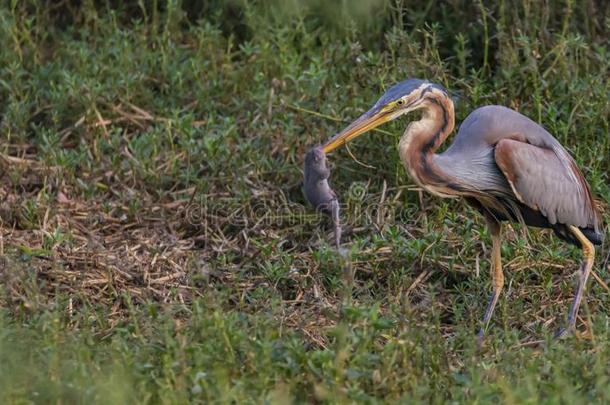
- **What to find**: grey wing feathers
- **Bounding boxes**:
[458,106,587,193]
[494,139,598,230]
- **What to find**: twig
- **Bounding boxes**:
[405,269,431,297]
[591,270,610,293]
[285,103,394,136]
[345,141,376,169]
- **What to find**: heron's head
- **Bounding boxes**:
[322,79,447,153]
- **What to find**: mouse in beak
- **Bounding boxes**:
[303,146,341,248]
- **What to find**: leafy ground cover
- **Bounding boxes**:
[0,1,609,402]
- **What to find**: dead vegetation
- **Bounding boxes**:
[1,136,608,347]
[1,1,609,401]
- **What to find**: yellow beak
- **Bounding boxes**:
[322,108,392,153]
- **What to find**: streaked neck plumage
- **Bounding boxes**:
[398,91,457,197]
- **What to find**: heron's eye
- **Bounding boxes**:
[396,99,405,106]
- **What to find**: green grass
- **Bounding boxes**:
[0,0,609,403]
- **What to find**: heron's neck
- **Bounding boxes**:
[398,95,456,193]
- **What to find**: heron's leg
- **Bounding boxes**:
[476,217,503,347]
[555,226,595,339]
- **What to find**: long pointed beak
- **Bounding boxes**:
[322,107,391,153]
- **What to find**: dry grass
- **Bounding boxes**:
[0,1,609,402]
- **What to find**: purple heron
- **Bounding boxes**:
[321,79,603,343]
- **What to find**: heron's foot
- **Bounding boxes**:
[554,325,574,340]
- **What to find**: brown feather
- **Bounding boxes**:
[494,139,599,231]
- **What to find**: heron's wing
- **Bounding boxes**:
[494,139,598,229]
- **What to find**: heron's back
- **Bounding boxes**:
[438,105,603,246]
[451,105,559,151]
